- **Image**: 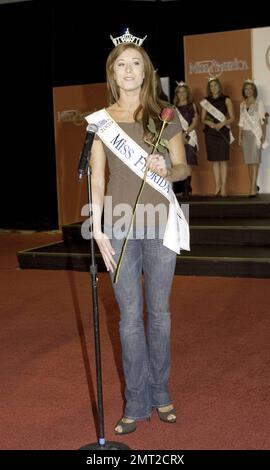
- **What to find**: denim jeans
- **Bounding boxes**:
[109,228,177,420]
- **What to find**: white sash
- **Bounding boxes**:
[242,106,269,150]
[200,98,235,144]
[176,108,198,149]
[85,108,190,253]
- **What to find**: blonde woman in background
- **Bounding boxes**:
[238,79,268,197]
[173,81,198,199]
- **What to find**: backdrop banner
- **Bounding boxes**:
[53,83,107,226]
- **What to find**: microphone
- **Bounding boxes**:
[78,123,98,179]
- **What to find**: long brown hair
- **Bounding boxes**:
[242,81,258,99]
[173,84,193,106]
[106,43,170,143]
[206,78,223,98]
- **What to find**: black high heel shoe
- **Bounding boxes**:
[114,418,137,435]
[157,406,176,423]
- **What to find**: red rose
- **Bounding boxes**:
[160,107,174,123]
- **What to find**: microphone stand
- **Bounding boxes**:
[79,161,130,450]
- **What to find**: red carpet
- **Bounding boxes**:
[1,232,270,449]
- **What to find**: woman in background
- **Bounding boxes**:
[201,77,234,197]
[173,81,198,199]
[238,79,268,197]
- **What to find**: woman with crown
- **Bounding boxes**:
[85,30,189,435]
[238,79,268,197]
[201,77,234,197]
[173,81,199,199]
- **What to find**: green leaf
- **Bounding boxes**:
[156,144,165,153]
[159,138,169,150]
[147,117,157,135]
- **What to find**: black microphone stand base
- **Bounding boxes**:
[80,441,130,450]
[78,165,130,452]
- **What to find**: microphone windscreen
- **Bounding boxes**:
[86,123,98,133]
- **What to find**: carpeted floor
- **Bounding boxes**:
[1,232,270,450]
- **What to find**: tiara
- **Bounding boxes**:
[110,28,147,47]
[208,77,217,82]
[176,81,187,86]
[244,78,254,84]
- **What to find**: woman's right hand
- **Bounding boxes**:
[94,231,117,273]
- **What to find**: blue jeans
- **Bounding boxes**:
[109,230,176,420]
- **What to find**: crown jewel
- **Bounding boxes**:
[176,80,187,86]
[110,28,147,47]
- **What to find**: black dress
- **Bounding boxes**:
[177,104,198,166]
[204,95,230,162]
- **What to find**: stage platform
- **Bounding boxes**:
[17,194,270,278]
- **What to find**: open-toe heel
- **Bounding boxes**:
[214,186,221,196]
[157,407,177,424]
[114,418,137,435]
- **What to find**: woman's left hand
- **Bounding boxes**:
[146,153,168,177]
[215,122,224,131]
